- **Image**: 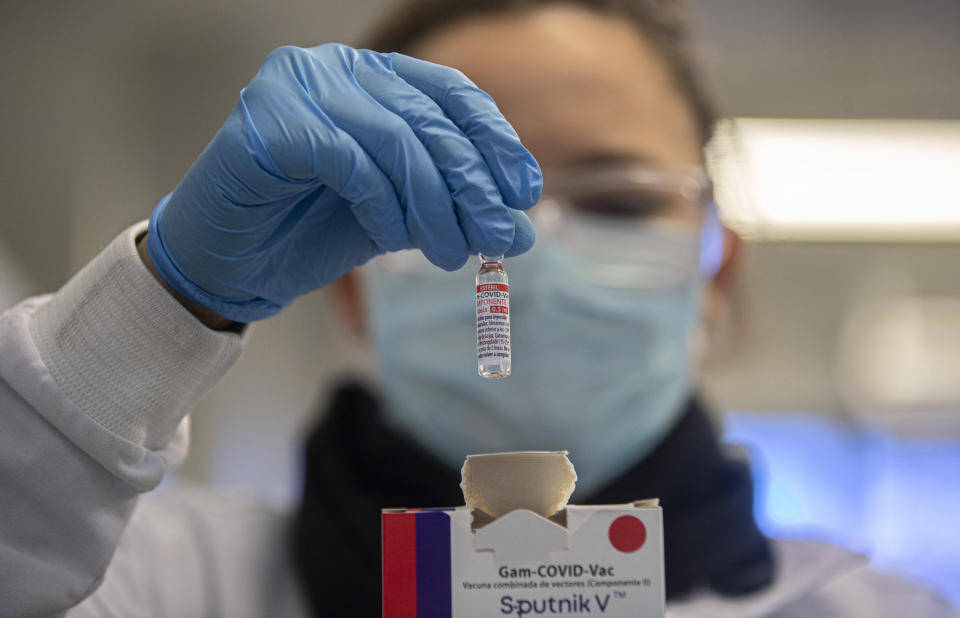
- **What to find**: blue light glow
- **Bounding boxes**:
[723,412,960,610]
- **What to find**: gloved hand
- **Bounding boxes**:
[147,44,541,322]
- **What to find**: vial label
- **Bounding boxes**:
[476,282,511,370]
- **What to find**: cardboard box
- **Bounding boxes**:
[382,500,664,617]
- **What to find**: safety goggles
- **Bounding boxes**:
[535,164,722,289]
[540,164,713,223]
[375,164,723,289]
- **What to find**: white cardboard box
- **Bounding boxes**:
[382,500,664,617]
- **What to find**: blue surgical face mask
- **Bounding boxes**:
[362,220,709,495]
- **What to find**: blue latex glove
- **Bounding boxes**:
[147,44,541,322]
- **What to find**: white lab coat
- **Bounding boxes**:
[0,222,954,618]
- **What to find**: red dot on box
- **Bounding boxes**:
[608,515,646,553]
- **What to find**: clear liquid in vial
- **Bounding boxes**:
[476,254,511,378]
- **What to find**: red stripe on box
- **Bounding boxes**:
[383,512,418,617]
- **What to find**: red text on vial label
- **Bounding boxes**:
[476,284,510,363]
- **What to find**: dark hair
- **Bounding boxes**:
[359,0,718,146]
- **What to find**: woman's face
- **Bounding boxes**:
[409,4,704,172]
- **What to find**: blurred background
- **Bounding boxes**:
[2,0,958,609]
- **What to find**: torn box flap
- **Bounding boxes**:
[460,451,577,519]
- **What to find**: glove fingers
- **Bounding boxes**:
[285,46,469,270]
[345,108,469,271]
[238,60,410,254]
[389,53,543,211]
[253,45,470,270]
[314,126,411,255]
[356,63,518,257]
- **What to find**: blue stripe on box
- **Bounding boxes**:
[416,511,452,617]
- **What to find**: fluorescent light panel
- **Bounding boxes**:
[710,119,960,241]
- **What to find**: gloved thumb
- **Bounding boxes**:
[504,210,536,258]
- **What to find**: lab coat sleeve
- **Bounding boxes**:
[0,221,246,617]
[665,539,957,618]
[66,483,309,618]
[780,564,959,618]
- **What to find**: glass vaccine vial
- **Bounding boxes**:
[476,254,511,378]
